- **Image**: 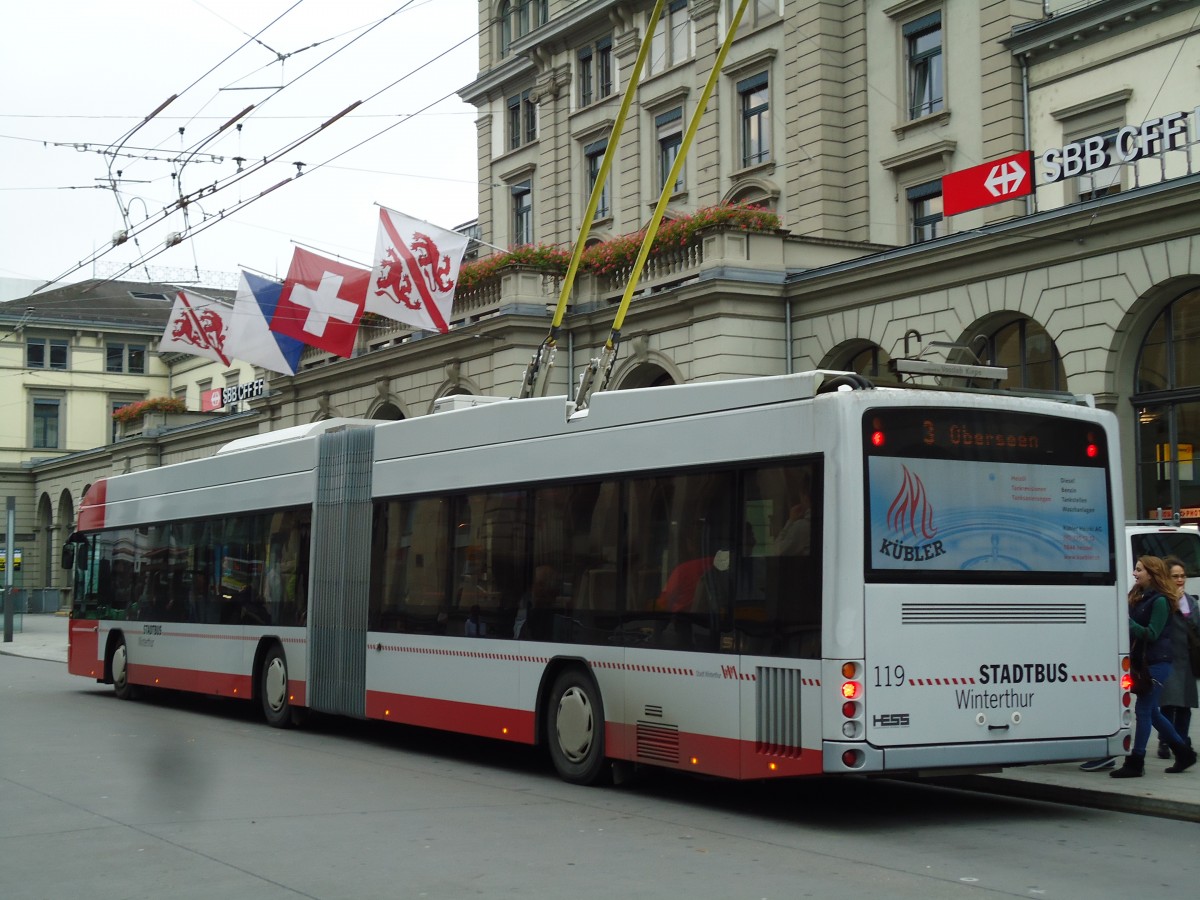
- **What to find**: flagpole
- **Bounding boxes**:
[289,239,372,270]
[237,263,282,282]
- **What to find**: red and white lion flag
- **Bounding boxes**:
[367,206,469,333]
[158,290,233,365]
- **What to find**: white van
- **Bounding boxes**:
[1127,522,1200,575]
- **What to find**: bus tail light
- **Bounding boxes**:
[841,749,864,768]
[840,662,865,739]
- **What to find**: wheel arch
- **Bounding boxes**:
[102,628,127,685]
[534,655,596,747]
[251,636,285,706]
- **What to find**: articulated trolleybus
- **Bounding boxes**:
[66,371,1131,785]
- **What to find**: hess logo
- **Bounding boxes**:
[873,713,910,727]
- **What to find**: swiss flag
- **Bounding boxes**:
[269,247,369,358]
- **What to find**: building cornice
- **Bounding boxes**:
[458,0,629,107]
[1004,0,1200,61]
[785,171,1200,306]
[458,55,537,106]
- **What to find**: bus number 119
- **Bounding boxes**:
[874,665,906,687]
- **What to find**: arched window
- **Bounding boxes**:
[499,0,548,57]
[845,344,895,383]
[499,1,513,56]
[983,317,1065,392]
[1132,287,1200,521]
[727,182,777,212]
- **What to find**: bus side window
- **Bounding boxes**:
[738,462,822,659]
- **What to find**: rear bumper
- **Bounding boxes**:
[824,733,1128,774]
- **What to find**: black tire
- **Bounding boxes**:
[259,644,294,728]
[111,635,136,701]
[546,668,607,785]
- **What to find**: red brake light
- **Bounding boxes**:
[1121,673,1133,691]
[842,681,862,700]
[871,431,885,447]
[1086,443,1099,458]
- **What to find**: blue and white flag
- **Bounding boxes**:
[227,271,305,376]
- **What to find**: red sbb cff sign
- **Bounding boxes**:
[201,388,224,412]
[942,151,1034,217]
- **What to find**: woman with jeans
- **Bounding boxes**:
[1112,555,1199,777]
[1157,557,1200,758]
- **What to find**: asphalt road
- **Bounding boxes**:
[2,653,1198,900]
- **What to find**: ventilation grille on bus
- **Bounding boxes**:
[901,603,1086,625]
[636,721,679,762]
[755,666,803,758]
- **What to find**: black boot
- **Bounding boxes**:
[1165,743,1198,774]
[1110,754,1146,778]
[1157,741,1172,759]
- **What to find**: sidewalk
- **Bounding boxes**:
[2,614,1197,820]
[0,611,68,664]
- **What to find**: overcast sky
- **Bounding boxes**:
[0,0,480,292]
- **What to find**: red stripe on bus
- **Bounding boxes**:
[609,722,822,779]
[128,662,253,699]
[364,692,821,780]
[366,690,537,744]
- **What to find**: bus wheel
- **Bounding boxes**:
[111,636,136,701]
[260,644,293,728]
[547,668,607,785]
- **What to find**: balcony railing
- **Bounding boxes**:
[291,227,856,368]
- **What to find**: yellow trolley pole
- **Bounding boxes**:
[520,0,668,399]
[574,0,751,410]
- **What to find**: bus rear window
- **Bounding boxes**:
[863,408,1114,583]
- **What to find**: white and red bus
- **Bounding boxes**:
[65,371,1132,784]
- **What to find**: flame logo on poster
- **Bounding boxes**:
[887,465,938,540]
[880,465,947,563]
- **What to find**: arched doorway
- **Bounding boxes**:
[372,402,405,421]
[1132,286,1200,521]
[617,363,675,390]
[57,489,75,597]
[36,493,53,590]
[826,340,897,384]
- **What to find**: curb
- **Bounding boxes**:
[933,774,1200,823]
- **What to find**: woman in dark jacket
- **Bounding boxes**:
[1157,557,1200,758]
[1112,556,1199,777]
